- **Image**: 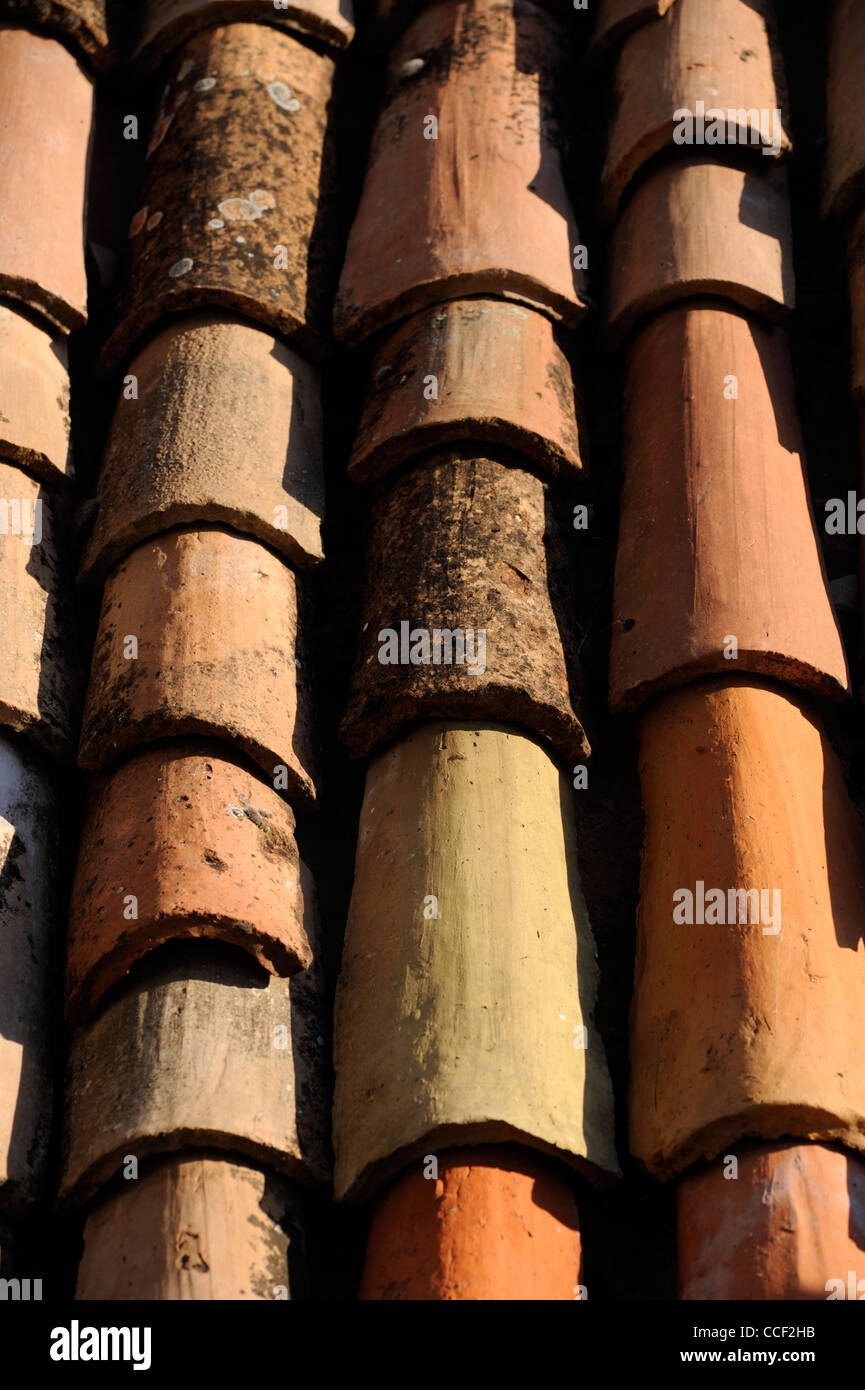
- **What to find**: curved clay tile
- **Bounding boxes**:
[0,304,71,487]
[0,0,111,68]
[850,203,865,400]
[631,677,865,1180]
[0,462,81,760]
[0,732,59,1212]
[0,27,92,333]
[359,1146,582,1300]
[334,0,587,343]
[339,451,589,765]
[678,1142,865,1300]
[133,0,355,69]
[103,23,338,371]
[610,303,848,709]
[66,743,314,1023]
[349,299,583,485]
[75,1155,306,1299]
[79,314,325,589]
[333,721,619,1202]
[61,940,330,1206]
[602,0,790,220]
[607,160,794,347]
[77,526,317,807]
[588,0,677,58]
[823,0,865,219]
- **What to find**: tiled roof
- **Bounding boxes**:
[1,0,864,1307]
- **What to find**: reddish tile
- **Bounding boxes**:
[823,0,865,219]
[589,0,676,57]
[134,0,354,66]
[0,0,110,67]
[607,161,794,347]
[0,27,92,332]
[334,0,587,344]
[610,304,848,710]
[78,527,317,808]
[340,451,589,766]
[360,1146,582,1301]
[75,1155,305,1299]
[631,677,865,1179]
[350,299,582,485]
[103,23,337,370]
[62,937,330,1205]
[0,303,71,487]
[0,462,81,760]
[333,722,619,1202]
[603,0,789,219]
[66,742,314,1024]
[0,733,59,1211]
[850,203,865,400]
[79,314,324,588]
[679,1142,865,1300]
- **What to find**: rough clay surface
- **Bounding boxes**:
[75,1155,306,1299]
[360,1145,582,1300]
[104,23,338,369]
[607,160,795,347]
[334,0,587,342]
[350,299,583,483]
[602,0,789,219]
[80,313,325,586]
[610,304,848,709]
[62,938,330,1204]
[678,1142,865,1300]
[0,27,92,331]
[66,742,314,1024]
[78,526,318,809]
[333,721,619,1201]
[632,678,865,1178]
[340,451,589,765]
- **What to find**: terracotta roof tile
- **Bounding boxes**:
[678,1142,865,1300]
[66,742,314,1024]
[0,732,59,1212]
[77,527,318,807]
[349,299,583,485]
[0,0,112,68]
[0,26,92,333]
[133,0,355,69]
[340,451,589,765]
[823,0,865,219]
[610,303,848,709]
[103,22,338,371]
[0,462,81,759]
[607,160,795,346]
[359,1146,582,1300]
[589,0,677,57]
[333,721,619,1202]
[0,303,72,488]
[602,0,790,220]
[79,313,325,588]
[75,1154,306,1299]
[631,677,865,1180]
[61,940,330,1206]
[334,0,587,343]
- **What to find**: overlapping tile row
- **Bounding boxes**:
[332,0,617,1299]
[61,6,351,1299]
[595,0,865,1298]
[0,16,88,1239]
[824,0,865,697]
